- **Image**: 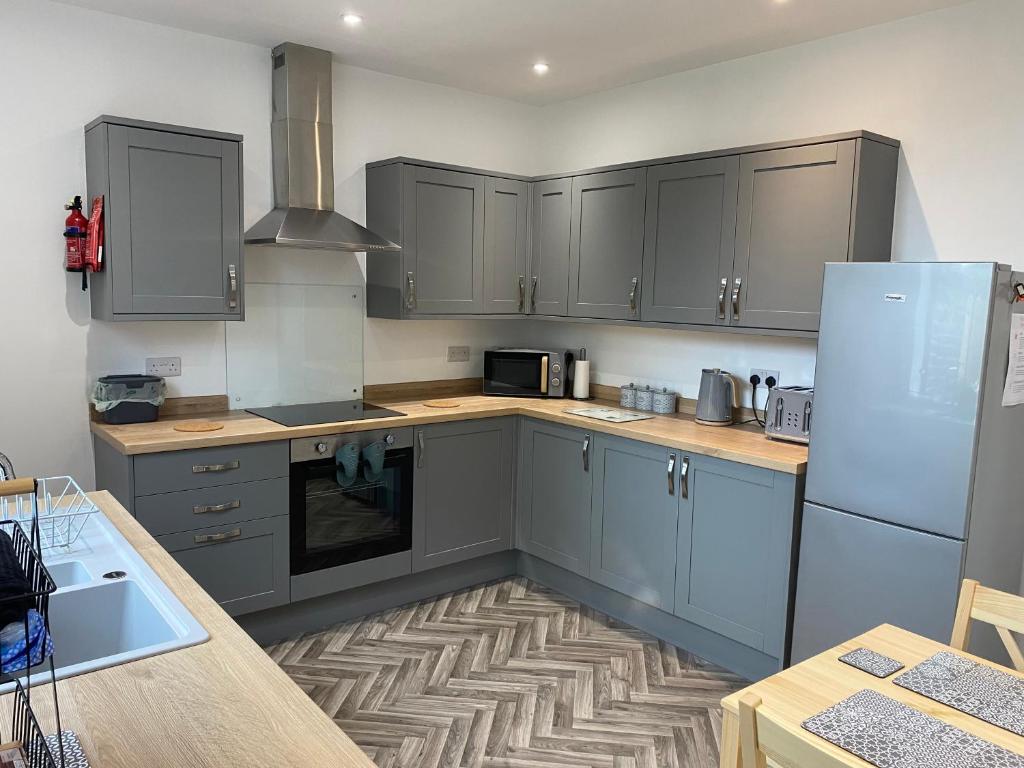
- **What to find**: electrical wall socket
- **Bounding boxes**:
[446,345,471,363]
[146,356,181,377]
[749,368,780,386]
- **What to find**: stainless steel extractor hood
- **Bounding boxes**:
[245,43,399,252]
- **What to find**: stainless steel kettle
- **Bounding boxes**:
[695,369,736,426]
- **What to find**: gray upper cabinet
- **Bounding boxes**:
[568,168,647,320]
[412,418,514,571]
[640,157,739,325]
[85,116,244,321]
[483,178,530,313]
[403,166,486,315]
[731,141,855,332]
[589,434,679,611]
[516,419,593,576]
[674,455,800,658]
[528,178,572,316]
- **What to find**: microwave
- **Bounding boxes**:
[483,348,574,398]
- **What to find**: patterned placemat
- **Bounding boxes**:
[895,651,1024,737]
[43,730,90,768]
[840,647,905,678]
[803,688,1024,768]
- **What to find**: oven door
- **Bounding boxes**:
[484,351,549,397]
[290,447,413,575]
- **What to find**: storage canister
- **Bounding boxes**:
[620,383,637,408]
[635,385,654,411]
[652,388,677,414]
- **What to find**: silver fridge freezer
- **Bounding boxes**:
[791,261,1024,665]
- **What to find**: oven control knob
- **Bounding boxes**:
[385,434,396,446]
[551,377,561,388]
[551,363,562,374]
[315,442,329,455]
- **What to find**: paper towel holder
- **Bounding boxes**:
[572,347,594,401]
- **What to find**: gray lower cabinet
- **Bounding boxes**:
[412,418,515,571]
[85,116,244,321]
[483,178,530,313]
[640,157,738,325]
[528,178,572,316]
[516,419,593,576]
[157,516,289,617]
[674,455,800,659]
[731,141,856,332]
[589,434,679,611]
[568,168,648,320]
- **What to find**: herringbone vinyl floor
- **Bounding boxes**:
[266,577,747,768]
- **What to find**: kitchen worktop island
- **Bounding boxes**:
[4,491,375,768]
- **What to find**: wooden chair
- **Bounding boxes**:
[738,693,859,768]
[950,578,1024,671]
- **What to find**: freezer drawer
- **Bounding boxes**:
[791,502,964,664]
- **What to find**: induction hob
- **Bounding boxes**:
[246,400,405,427]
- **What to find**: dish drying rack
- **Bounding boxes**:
[0,477,98,551]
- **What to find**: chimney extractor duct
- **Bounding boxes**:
[245,42,399,252]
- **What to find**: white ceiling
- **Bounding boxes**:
[57,0,970,104]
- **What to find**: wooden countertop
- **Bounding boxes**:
[91,396,808,474]
[9,491,376,768]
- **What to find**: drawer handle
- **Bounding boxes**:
[192,460,240,474]
[228,264,238,309]
[417,430,425,469]
[732,277,742,320]
[718,277,728,320]
[518,275,526,312]
[531,275,538,312]
[667,454,676,496]
[406,271,416,310]
[582,434,591,472]
[628,276,639,316]
[193,500,241,515]
[680,456,690,499]
[194,528,241,545]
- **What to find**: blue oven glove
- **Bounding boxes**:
[335,442,360,488]
[362,440,386,483]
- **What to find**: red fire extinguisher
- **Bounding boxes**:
[64,196,89,290]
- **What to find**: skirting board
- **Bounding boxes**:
[239,550,782,681]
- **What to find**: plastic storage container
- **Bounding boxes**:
[94,374,165,424]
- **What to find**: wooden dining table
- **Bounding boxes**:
[719,623,1024,767]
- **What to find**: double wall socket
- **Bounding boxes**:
[146,356,181,377]
[446,346,471,363]
[749,368,780,386]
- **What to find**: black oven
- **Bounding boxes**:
[483,348,573,397]
[289,428,413,575]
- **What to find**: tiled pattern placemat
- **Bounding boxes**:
[43,731,89,768]
[840,647,905,678]
[895,651,1024,737]
[803,689,1024,768]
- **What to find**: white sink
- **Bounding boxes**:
[3,511,209,690]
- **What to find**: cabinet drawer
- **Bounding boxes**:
[134,442,288,495]
[156,516,289,617]
[135,478,288,537]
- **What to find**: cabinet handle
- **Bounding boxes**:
[193,499,241,515]
[192,460,240,474]
[227,264,238,310]
[582,434,591,472]
[406,272,417,310]
[732,277,742,320]
[540,355,549,394]
[680,456,690,499]
[518,275,526,312]
[628,276,639,316]
[194,528,241,545]
[416,430,425,468]
[667,454,676,496]
[531,275,538,312]
[718,277,728,320]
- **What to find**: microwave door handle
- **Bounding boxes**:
[540,355,549,395]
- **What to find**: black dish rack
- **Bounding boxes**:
[0,487,64,768]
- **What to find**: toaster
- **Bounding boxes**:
[765,386,814,444]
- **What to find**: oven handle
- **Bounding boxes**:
[417,430,425,468]
[540,355,549,395]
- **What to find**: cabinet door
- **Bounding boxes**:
[674,456,797,657]
[731,141,855,331]
[108,125,242,316]
[157,516,289,617]
[516,419,593,576]
[402,166,485,314]
[412,418,514,571]
[483,178,530,313]
[641,157,738,325]
[529,178,572,315]
[568,169,647,320]
[590,435,679,610]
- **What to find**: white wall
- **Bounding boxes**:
[528,0,1024,402]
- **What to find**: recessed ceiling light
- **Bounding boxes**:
[341,13,362,25]
[533,62,549,75]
